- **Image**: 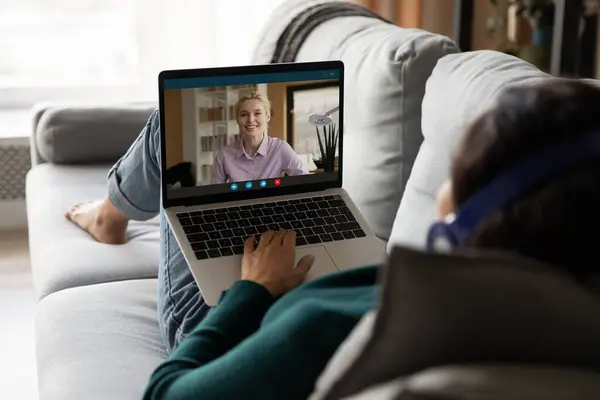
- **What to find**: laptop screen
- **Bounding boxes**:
[159,61,343,208]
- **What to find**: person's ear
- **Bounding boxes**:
[266,111,271,123]
[436,180,455,220]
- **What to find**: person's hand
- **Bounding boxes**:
[241,231,315,296]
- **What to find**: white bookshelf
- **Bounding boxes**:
[192,84,267,185]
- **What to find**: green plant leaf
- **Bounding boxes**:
[316,123,340,171]
[333,124,338,155]
[316,126,325,162]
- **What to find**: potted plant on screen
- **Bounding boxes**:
[315,123,338,173]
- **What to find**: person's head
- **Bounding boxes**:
[436,79,600,278]
[235,91,271,139]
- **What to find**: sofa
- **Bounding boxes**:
[27,1,600,399]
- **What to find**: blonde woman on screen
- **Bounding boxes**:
[210,91,307,184]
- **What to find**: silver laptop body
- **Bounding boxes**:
[158,61,386,306]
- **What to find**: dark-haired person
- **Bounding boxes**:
[138,79,600,399]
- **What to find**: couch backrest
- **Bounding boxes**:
[254,0,459,241]
[388,50,551,250]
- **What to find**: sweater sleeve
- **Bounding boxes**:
[142,268,376,400]
[142,280,275,400]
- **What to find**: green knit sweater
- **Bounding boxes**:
[143,266,378,400]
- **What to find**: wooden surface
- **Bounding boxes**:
[397,0,423,28]
[266,82,287,141]
[164,90,184,168]
[0,229,38,400]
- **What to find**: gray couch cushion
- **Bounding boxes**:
[389,50,550,250]
[36,279,167,400]
[297,22,459,241]
[324,246,600,399]
[256,0,459,241]
[26,164,160,300]
[33,104,155,165]
[252,0,343,65]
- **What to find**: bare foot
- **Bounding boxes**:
[65,199,128,245]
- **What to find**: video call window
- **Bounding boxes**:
[162,70,341,199]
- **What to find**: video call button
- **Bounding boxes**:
[260,180,267,188]
[245,182,253,189]
[230,183,238,191]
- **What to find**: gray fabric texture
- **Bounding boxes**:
[36,279,167,400]
[270,1,391,63]
[30,103,51,166]
[32,104,155,165]
[26,163,160,300]
[252,0,342,65]
[389,50,550,251]
[343,365,600,400]
[325,246,600,399]
[292,17,459,240]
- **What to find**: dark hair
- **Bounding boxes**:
[451,79,600,279]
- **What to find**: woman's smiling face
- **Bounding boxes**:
[237,99,270,139]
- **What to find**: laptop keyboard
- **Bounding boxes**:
[175,195,366,260]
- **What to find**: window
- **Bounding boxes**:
[0,0,287,108]
[0,0,147,107]
[0,0,138,89]
[288,84,341,159]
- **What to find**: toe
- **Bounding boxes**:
[66,203,83,220]
[69,202,85,214]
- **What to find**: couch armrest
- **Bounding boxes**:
[31,103,156,166]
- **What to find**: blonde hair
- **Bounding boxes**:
[235,91,271,117]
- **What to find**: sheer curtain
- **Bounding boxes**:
[0,0,287,107]
[135,0,289,100]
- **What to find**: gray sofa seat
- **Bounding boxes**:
[27,163,160,300]
[36,279,166,400]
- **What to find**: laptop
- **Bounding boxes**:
[158,61,386,306]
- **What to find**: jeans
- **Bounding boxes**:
[107,110,210,354]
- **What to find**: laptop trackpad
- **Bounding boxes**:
[296,246,338,282]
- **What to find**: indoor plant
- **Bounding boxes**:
[489,0,555,70]
[315,123,338,172]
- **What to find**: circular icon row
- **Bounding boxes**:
[230,178,281,191]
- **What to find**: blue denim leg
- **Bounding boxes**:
[107,109,210,354]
